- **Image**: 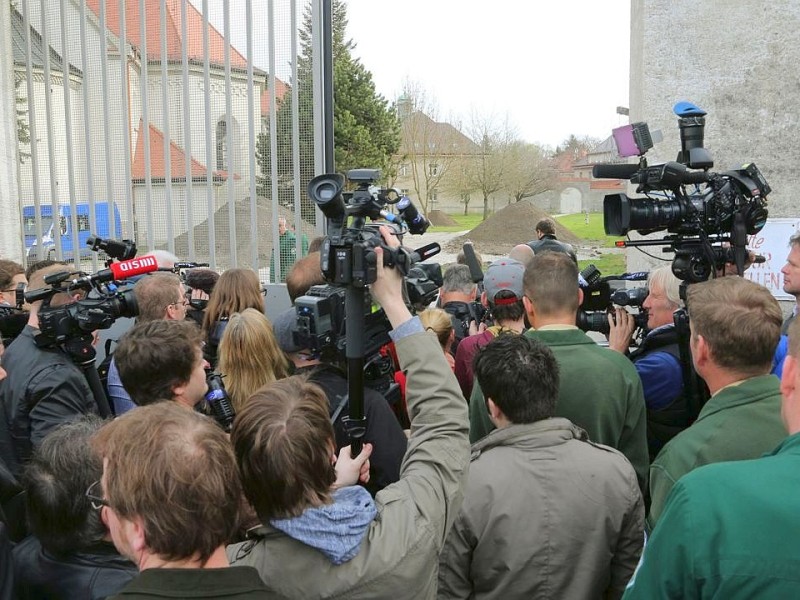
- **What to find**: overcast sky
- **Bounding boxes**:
[344,0,632,148]
[199,0,631,149]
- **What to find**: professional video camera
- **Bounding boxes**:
[86,235,137,265]
[305,168,441,452]
[577,265,649,335]
[0,282,28,345]
[24,255,158,417]
[593,102,770,283]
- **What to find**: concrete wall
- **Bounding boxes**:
[628,0,800,273]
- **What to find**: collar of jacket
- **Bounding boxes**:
[696,374,780,422]
[470,417,588,460]
[525,327,594,347]
[766,430,800,456]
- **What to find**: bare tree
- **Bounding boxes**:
[464,112,515,220]
[503,141,556,203]
[396,81,475,216]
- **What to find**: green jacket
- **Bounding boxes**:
[439,418,643,600]
[227,330,470,599]
[624,432,800,599]
[469,327,648,490]
[648,374,786,529]
[269,230,308,283]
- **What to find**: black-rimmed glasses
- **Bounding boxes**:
[85,480,109,510]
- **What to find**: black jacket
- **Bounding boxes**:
[0,326,97,478]
[528,235,578,263]
[297,364,407,494]
[13,536,136,600]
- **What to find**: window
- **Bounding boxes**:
[399,163,409,177]
[216,119,228,171]
[429,163,439,176]
[430,189,438,208]
[77,215,90,231]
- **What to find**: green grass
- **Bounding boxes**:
[428,213,486,233]
[555,212,619,248]
[578,253,626,275]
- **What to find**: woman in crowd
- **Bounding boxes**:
[418,307,456,370]
[202,268,265,367]
[217,308,290,412]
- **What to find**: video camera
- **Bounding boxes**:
[594,102,770,283]
[305,169,441,452]
[86,235,137,265]
[577,264,649,335]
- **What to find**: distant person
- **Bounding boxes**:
[270,216,308,283]
[527,217,577,263]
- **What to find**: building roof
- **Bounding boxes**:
[11,8,82,77]
[131,119,231,182]
[399,110,480,155]
[86,0,250,71]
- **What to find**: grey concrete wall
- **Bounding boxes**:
[628,0,800,273]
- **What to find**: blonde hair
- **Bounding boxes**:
[218,308,290,412]
[418,308,454,352]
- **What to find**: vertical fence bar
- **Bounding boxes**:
[21,2,44,259]
[223,0,237,267]
[119,0,135,246]
[202,0,216,269]
[138,0,154,251]
[180,0,195,261]
[311,0,325,232]
[291,0,302,250]
[245,0,258,270]
[159,0,174,254]
[59,0,80,265]
[99,0,117,259]
[268,0,280,279]
[40,0,64,261]
[79,0,98,270]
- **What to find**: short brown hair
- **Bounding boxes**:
[535,218,556,236]
[232,375,336,521]
[523,252,579,316]
[687,277,781,375]
[0,260,24,289]
[93,402,242,563]
[134,273,183,322]
[115,319,204,405]
[286,252,324,303]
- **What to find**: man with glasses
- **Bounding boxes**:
[106,273,190,415]
[90,402,271,598]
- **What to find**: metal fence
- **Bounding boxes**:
[8,0,321,279]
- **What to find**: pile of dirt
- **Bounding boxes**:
[428,210,459,227]
[445,201,584,255]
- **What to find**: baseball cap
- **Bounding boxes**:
[484,258,525,305]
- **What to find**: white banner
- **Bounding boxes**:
[744,218,800,300]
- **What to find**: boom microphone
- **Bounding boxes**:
[592,163,640,180]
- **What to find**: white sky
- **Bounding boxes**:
[344,0,632,149]
[199,0,631,149]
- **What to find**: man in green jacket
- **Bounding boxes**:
[469,252,649,491]
[647,276,787,529]
[624,318,800,598]
[227,227,470,599]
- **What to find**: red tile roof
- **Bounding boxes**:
[131,119,231,181]
[260,78,290,116]
[86,0,248,68]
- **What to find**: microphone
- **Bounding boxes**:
[71,255,159,288]
[397,196,430,234]
[592,163,640,179]
[462,242,484,284]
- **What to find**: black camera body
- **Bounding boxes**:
[86,235,137,262]
[577,265,648,335]
[595,102,770,283]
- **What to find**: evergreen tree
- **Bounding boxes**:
[256,0,400,222]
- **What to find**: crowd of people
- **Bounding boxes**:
[1,220,800,599]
